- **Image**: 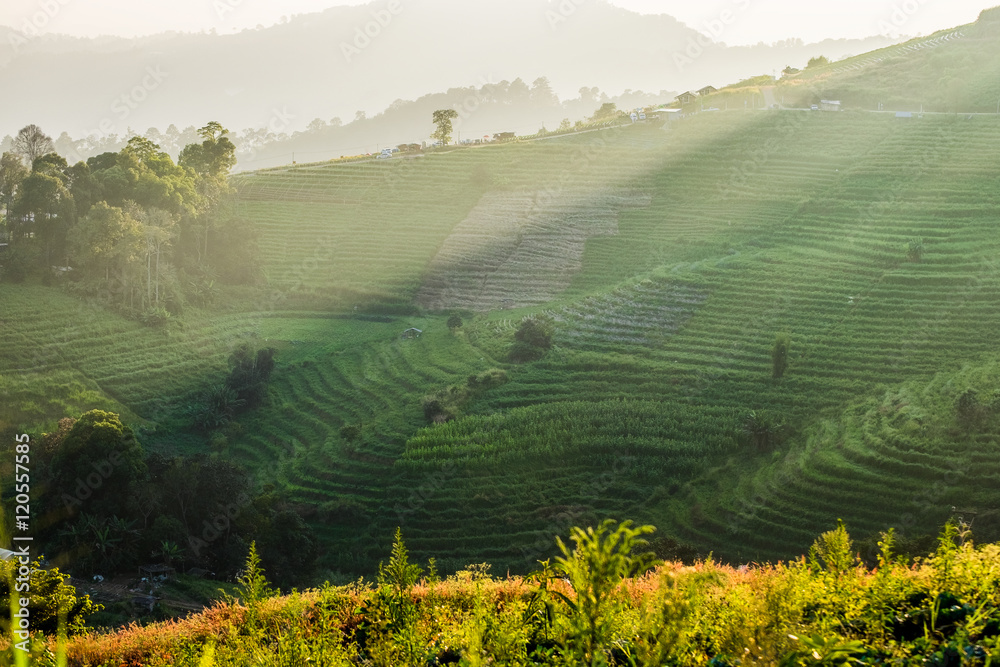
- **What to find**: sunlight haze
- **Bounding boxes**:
[0,0,996,43]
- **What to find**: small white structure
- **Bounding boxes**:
[820,99,842,111]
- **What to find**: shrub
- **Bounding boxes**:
[510,318,554,363]
[0,558,100,636]
[547,519,657,666]
[339,423,362,442]
[140,306,171,328]
[772,333,791,379]
[808,519,855,575]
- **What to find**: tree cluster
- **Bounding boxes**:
[192,344,277,430]
[0,122,258,320]
[2,410,316,589]
[509,317,554,363]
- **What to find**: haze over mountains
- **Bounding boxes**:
[0,0,899,144]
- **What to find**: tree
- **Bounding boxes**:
[12,124,54,166]
[530,76,559,106]
[516,317,552,348]
[431,109,459,146]
[155,540,184,567]
[740,410,784,452]
[447,314,463,330]
[64,160,98,219]
[772,333,791,379]
[0,558,100,636]
[138,207,177,308]
[806,55,830,69]
[14,170,73,265]
[31,152,69,179]
[50,410,148,522]
[782,65,801,76]
[590,102,618,122]
[510,317,554,362]
[379,528,422,597]
[178,122,237,264]
[0,152,28,228]
[69,202,144,298]
[226,344,277,408]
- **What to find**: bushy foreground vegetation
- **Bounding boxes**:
[4,520,1000,666]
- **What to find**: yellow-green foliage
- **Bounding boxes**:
[7,521,999,666]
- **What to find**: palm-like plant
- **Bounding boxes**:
[155,540,184,568]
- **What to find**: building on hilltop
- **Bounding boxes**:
[675,91,698,105]
[697,85,718,96]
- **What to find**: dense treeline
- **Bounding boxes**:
[0,122,258,321]
[0,409,317,590]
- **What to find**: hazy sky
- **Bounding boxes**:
[0,0,995,44]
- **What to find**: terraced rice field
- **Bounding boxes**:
[415,189,651,311]
[387,113,1000,569]
[230,128,667,308]
[6,112,1000,575]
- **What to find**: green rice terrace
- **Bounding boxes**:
[4,107,1000,579]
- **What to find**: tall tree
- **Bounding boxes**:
[50,410,148,521]
[530,76,559,106]
[12,124,54,166]
[431,109,460,146]
[69,201,144,301]
[178,122,238,185]
[178,122,237,263]
[0,151,28,241]
[14,171,73,264]
[138,207,177,307]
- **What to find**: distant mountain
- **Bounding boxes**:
[0,0,900,141]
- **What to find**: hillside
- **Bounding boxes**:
[775,7,1000,111]
[4,9,1000,589]
[5,110,1000,579]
